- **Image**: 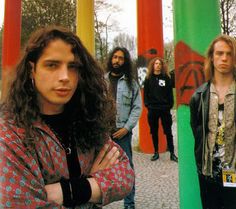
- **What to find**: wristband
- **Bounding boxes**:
[70,176,92,205]
[60,177,74,207]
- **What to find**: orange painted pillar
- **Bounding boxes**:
[137,0,166,153]
[1,0,22,101]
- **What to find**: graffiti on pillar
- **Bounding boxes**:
[177,61,205,105]
[175,41,205,106]
[137,66,147,88]
[137,48,158,88]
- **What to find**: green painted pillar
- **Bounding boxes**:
[173,1,221,209]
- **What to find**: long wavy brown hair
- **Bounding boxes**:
[1,26,115,151]
[204,34,236,81]
[146,57,170,79]
[106,47,135,89]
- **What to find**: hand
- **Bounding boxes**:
[90,143,120,174]
[112,128,128,139]
[45,182,63,205]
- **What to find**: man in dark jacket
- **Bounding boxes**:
[190,34,236,209]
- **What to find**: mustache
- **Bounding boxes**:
[112,63,121,67]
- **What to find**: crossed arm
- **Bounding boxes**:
[0,135,133,208]
[45,143,121,205]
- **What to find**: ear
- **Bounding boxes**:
[29,61,35,79]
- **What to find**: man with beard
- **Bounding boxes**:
[105,47,142,209]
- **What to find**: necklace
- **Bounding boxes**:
[41,113,72,155]
[48,123,72,155]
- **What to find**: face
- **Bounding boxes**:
[111,50,125,70]
[153,59,162,75]
[31,39,79,114]
[213,40,234,77]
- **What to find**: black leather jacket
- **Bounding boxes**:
[189,82,210,174]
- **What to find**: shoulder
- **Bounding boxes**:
[190,82,210,104]
[0,111,14,128]
[163,73,170,79]
[0,112,26,149]
[195,82,209,93]
[131,80,140,92]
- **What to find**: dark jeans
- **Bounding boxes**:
[198,174,236,209]
[147,108,174,153]
[113,132,135,207]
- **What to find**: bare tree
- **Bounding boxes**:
[112,33,137,59]
[220,0,236,37]
[94,0,121,66]
[164,41,174,71]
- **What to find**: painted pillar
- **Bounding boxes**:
[76,0,95,55]
[137,0,166,153]
[173,0,221,208]
[1,0,22,101]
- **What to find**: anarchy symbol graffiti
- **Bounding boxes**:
[176,61,205,106]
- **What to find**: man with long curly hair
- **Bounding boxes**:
[0,26,134,208]
[105,47,142,209]
[144,57,178,162]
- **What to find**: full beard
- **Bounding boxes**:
[111,64,125,75]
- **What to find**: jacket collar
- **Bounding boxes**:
[195,81,211,94]
[105,71,127,80]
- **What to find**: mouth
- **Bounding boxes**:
[220,64,229,68]
[54,88,71,96]
[113,64,120,68]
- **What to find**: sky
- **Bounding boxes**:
[0,0,4,27]
[102,0,173,42]
[0,0,173,42]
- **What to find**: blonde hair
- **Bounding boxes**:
[204,34,236,81]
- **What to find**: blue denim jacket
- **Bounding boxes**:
[105,72,142,132]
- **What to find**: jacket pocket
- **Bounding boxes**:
[122,91,132,105]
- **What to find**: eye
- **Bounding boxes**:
[48,63,56,67]
[68,63,83,71]
[45,62,58,69]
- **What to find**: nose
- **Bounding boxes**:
[114,57,120,63]
[222,53,228,61]
[58,65,69,82]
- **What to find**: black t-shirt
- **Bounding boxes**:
[108,73,123,101]
[144,73,174,110]
[41,113,81,176]
[41,113,70,149]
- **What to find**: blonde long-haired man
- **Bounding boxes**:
[190,34,236,209]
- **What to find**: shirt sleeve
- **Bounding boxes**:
[124,82,142,132]
[90,138,135,206]
[0,131,66,209]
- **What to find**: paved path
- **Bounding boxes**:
[104,111,179,209]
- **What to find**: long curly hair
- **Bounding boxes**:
[1,26,115,151]
[146,57,169,79]
[204,34,236,81]
[107,47,135,89]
